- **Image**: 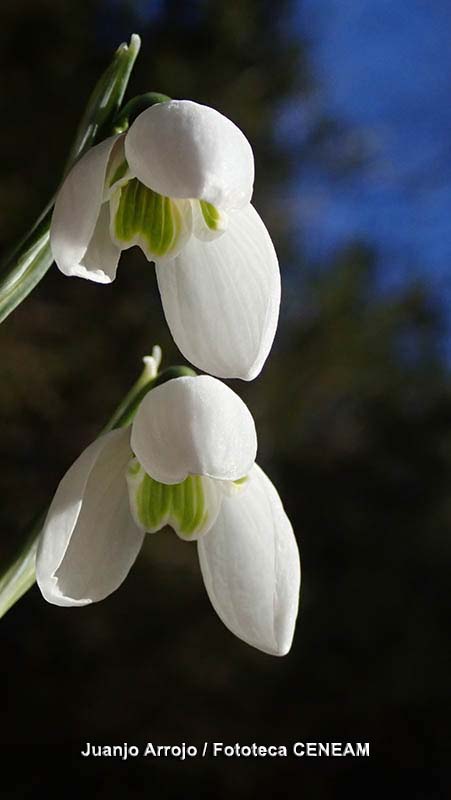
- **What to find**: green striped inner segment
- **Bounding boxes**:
[130,466,209,539]
[113,179,184,257]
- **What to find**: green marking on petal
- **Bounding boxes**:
[104,137,132,199]
[127,458,141,477]
[219,474,250,497]
[111,179,190,259]
[126,459,219,540]
[199,200,222,231]
[108,159,128,188]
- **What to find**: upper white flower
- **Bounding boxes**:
[36,375,300,656]
[50,100,281,381]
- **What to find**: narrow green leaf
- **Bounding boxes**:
[0,33,141,325]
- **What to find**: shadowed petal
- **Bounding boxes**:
[50,135,122,283]
[36,428,144,606]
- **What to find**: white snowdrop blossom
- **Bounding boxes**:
[50,100,280,380]
[36,375,300,656]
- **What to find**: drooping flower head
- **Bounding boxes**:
[51,100,280,380]
[36,375,300,656]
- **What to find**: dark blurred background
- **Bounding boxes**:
[1,0,451,793]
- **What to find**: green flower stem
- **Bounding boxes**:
[0,33,141,325]
[102,360,158,433]
[105,365,196,432]
[0,519,43,619]
[0,359,194,619]
[113,91,171,133]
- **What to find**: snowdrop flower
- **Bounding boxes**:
[50,100,280,380]
[36,375,300,655]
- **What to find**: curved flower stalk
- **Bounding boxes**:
[50,100,281,381]
[36,375,300,656]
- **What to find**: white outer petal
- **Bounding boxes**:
[50,135,122,283]
[156,204,280,380]
[125,100,254,210]
[79,203,121,282]
[130,375,257,485]
[36,428,144,606]
[198,464,300,656]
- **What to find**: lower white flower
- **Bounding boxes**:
[36,375,300,656]
[50,100,280,381]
